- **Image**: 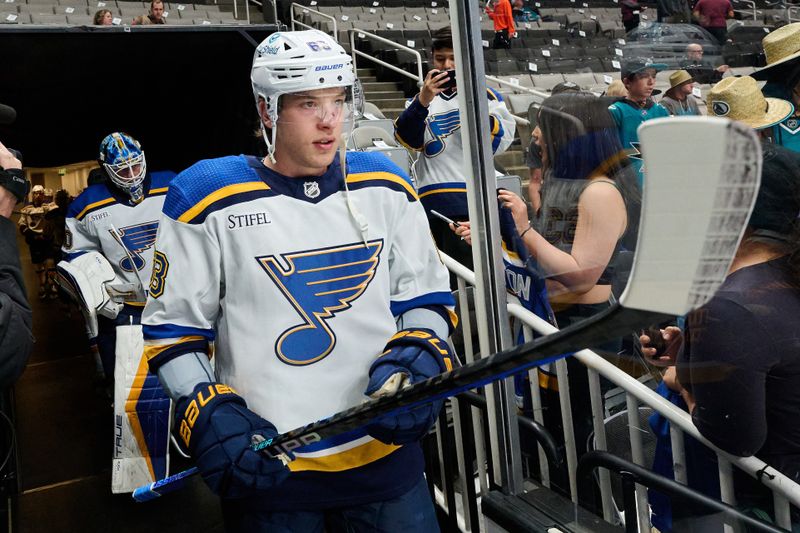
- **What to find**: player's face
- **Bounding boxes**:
[432,48,455,72]
[270,87,348,177]
[116,163,143,181]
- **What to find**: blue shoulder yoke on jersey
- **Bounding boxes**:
[344,152,416,201]
[163,156,276,224]
[68,170,175,222]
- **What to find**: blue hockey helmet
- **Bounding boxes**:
[98,132,146,202]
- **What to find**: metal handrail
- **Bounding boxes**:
[290,2,336,37]
[441,252,800,530]
[578,451,788,533]
[485,75,549,100]
[349,28,424,86]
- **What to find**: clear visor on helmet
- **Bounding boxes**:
[271,81,363,128]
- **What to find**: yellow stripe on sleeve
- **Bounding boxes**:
[143,335,207,362]
[76,197,116,221]
[288,439,401,473]
[347,171,419,200]
[418,187,467,199]
[178,182,271,223]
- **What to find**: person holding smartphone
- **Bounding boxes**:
[394,26,516,275]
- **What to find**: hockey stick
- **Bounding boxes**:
[133,117,762,502]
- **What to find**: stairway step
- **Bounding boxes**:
[361,81,400,91]
[357,68,376,77]
[363,90,406,99]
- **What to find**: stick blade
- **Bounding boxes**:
[621,117,761,316]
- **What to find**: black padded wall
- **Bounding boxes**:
[0,25,277,172]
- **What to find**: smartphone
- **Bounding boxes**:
[430,209,460,228]
[642,326,668,356]
[440,69,457,91]
[496,174,522,198]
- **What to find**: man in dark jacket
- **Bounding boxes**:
[0,139,32,389]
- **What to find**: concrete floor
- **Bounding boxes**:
[11,231,224,533]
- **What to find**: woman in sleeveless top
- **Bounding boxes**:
[497,93,640,312]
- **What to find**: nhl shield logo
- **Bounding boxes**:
[304,181,321,199]
[711,101,730,117]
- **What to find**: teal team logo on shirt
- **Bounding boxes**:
[257,240,383,366]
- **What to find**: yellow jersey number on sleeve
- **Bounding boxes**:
[149,250,170,299]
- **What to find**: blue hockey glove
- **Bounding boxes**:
[364,329,455,445]
[175,382,291,499]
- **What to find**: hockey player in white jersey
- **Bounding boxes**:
[142,30,456,531]
[58,132,175,493]
[394,26,516,271]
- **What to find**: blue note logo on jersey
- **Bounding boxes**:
[424,109,461,158]
[257,240,383,366]
[112,221,159,272]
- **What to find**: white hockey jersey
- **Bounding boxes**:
[394,87,516,218]
[142,152,455,510]
[64,172,175,303]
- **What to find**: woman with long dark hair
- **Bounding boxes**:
[482,92,639,318]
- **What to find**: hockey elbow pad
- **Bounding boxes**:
[364,329,455,445]
[176,382,291,498]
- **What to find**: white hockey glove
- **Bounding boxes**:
[56,252,123,338]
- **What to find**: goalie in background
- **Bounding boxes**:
[59,132,174,381]
[57,132,176,493]
[142,29,455,531]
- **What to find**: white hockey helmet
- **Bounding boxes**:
[251,30,363,161]
[98,132,146,203]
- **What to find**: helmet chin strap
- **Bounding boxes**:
[340,131,369,246]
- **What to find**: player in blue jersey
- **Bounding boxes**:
[57,132,176,493]
[607,58,670,186]
[142,30,455,531]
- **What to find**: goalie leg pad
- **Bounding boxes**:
[113,323,172,494]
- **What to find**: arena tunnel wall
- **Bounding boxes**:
[0,25,279,173]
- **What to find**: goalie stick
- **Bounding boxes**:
[133,117,762,502]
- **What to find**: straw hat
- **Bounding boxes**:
[666,70,694,92]
[752,22,800,80]
[707,76,793,129]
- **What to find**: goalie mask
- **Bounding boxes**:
[99,132,147,203]
[251,30,364,163]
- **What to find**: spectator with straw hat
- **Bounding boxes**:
[752,22,800,153]
[706,76,793,131]
[660,70,701,116]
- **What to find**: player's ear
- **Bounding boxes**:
[257,98,273,129]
